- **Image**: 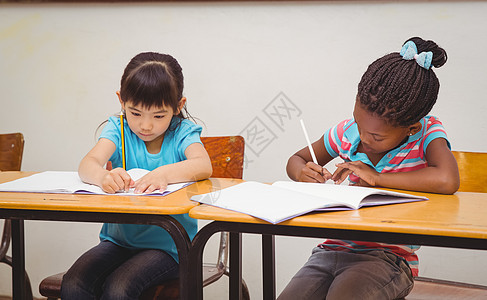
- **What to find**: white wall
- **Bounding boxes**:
[1,1,486,298]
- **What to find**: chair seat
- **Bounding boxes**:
[39,265,227,300]
[39,272,64,299]
[405,277,487,300]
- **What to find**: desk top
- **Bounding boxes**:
[0,172,242,215]
[189,187,487,240]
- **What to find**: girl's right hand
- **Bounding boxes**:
[297,162,332,183]
[100,168,134,193]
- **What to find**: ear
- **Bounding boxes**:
[407,122,422,136]
[175,97,187,115]
[116,91,125,111]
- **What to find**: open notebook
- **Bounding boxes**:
[0,169,193,196]
[191,181,428,224]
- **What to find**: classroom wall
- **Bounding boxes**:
[1,1,486,298]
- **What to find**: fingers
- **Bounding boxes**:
[306,162,322,174]
[301,161,359,185]
[130,170,169,194]
[102,178,120,194]
[331,166,353,185]
[300,162,331,183]
[115,169,133,192]
[321,168,333,181]
[133,180,167,194]
[112,175,126,191]
[333,161,377,186]
[121,173,133,192]
[134,181,149,194]
[102,182,118,194]
[101,169,133,193]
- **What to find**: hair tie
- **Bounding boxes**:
[400,41,433,70]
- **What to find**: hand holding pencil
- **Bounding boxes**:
[100,168,135,194]
[299,119,333,183]
[97,112,133,193]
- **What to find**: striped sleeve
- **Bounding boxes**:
[324,119,352,158]
[422,116,451,153]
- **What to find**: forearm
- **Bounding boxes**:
[153,157,212,183]
[286,155,306,181]
[376,166,459,194]
[78,138,117,187]
[78,156,109,186]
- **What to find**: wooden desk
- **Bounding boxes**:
[188,187,487,300]
[0,172,238,300]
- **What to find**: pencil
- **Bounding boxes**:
[120,112,126,170]
[300,119,318,165]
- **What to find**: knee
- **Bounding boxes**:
[101,287,130,300]
[101,277,141,300]
[61,270,90,297]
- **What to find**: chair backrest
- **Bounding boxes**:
[452,151,487,193]
[201,136,245,179]
[0,133,24,172]
[200,136,245,276]
[0,133,25,261]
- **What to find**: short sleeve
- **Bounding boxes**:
[422,116,451,153]
[173,119,203,160]
[99,116,122,163]
[323,119,352,158]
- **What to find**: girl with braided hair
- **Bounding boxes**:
[279,37,459,300]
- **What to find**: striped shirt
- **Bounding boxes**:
[319,115,450,276]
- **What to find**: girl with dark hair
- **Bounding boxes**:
[279,37,459,300]
[61,52,212,299]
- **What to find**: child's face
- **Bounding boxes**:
[353,101,411,155]
[122,100,177,143]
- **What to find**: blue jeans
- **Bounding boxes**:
[61,240,179,300]
[277,247,414,300]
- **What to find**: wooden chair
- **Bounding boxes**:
[0,133,33,299]
[39,136,250,300]
[405,151,487,299]
[0,133,24,172]
[451,151,487,193]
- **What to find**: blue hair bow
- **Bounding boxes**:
[400,41,433,70]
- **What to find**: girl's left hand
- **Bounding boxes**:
[333,161,379,186]
[133,170,168,194]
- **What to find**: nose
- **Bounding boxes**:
[140,118,153,131]
[357,128,366,143]
[359,129,372,146]
[360,134,371,145]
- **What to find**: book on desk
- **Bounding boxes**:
[0,168,192,196]
[191,181,428,224]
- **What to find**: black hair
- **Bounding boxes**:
[120,52,192,127]
[357,37,448,127]
[95,52,193,139]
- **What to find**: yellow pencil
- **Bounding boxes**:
[120,112,126,170]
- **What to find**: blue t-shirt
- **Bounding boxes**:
[98,115,202,262]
